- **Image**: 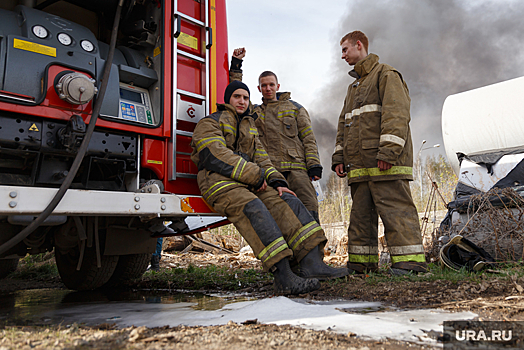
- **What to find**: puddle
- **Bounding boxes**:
[0,289,476,344]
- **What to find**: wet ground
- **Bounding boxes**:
[0,287,475,346]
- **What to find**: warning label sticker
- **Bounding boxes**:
[178,33,198,50]
[13,38,56,57]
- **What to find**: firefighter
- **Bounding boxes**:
[191,81,348,294]
[332,31,427,275]
[229,48,322,224]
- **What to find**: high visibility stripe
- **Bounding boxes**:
[259,112,266,120]
[289,221,322,250]
[299,126,312,138]
[238,160,247,179]
[334,145,344,152]
[306,153,320,161]
[281,162,307,170]
[255,149,268,157]
[351,104,382,117]
[258,237,288,263]
[221,123,237,136]
[249,127,258,135]
[202,181,237,199]
[348,166,412,179]
[389,244,425,255]
[380,134,405,147]
[348,254,379,264]
[277,110,298,118]
[348,245,379,255]
[265,167,277,179]
[390,253,426,263]
[232,158,246,180]
[196,137,226,151]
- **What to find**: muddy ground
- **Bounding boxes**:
[1,249,524,349]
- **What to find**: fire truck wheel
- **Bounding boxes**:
[101,253,151,288]
[55,244,119,291]
[0,258,19,279]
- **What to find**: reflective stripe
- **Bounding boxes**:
[389,244,425,255]
[289,221,322,250]
[390,253,426,263]
[348,254,379,263]
[305,153,320,161]
[380,134,405,147]
[196,137,226,151]
[277,110,298,118]
[232,158,246,181]
[258,237,288,263]
[299,126,312,138]
[249,127,258,135]
[221,123,237,136]
[259,112,266,120]
[348,166,412,178]
[334,144,344,152]
[351,104,382,117]
[348,245,379,255]
[281,162,307,170]
[265,167,278,179]
[202,181,237,199]
[255,149,268,157]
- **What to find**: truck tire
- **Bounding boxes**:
[0,258,19,279]
[55,244,119,291]
[102,253,151,288]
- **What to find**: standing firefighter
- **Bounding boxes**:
[191,81,348,294]
[229,48,323,224]
[332,31,427,275]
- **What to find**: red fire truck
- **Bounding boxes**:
[0,0,230,290]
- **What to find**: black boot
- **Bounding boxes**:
[273,258,320,295]
[298,246,350,280]
[150,255,161,271]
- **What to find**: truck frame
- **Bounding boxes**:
[0,0,230,290]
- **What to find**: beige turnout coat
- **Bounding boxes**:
[190,103,286,206]
[332,54,414,184]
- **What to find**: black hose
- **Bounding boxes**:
[0,0,125,256]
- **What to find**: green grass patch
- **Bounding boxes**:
[141,264,271,291]
[8,251,58,280]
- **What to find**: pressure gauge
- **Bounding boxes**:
[57,33,72,46]
[32,25,48,39]
[80,40,94,52]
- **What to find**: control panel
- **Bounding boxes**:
[118,83,155,125]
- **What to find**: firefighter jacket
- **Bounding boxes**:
[229,68,321,174]
[190,103,286,206]
[332,53,414,184]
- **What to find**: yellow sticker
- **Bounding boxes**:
[181,198,195,213]
[178,32,198,50]
[29,123,39,131]
[153,46,161,57]
[147,160,162,165]
[13,38,56,57]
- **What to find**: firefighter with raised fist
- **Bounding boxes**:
[229,48,323,224]
[190,81,348,295]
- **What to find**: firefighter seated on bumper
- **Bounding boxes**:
[190,81,349,295]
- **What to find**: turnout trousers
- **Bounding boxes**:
[210,186,326,271]
[283,170,320,224]
[347,179,426,272]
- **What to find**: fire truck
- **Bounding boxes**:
[0,0,230,290]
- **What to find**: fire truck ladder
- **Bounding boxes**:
[170,1,212,181]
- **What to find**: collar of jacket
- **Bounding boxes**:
[262,91,291,105]
[217,103,258,121]
[349,53,380,79]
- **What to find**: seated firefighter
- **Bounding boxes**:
[190,81,348,295]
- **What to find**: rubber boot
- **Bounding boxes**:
[273,258,320,295]
[389,261,427,276]
[150,255,161,271]
[298,246,350,280]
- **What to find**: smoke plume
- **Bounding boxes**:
[310,0,524,176]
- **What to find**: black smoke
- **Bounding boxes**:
[310,0,524,177]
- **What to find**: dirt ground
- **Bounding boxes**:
[2,239,524,349]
